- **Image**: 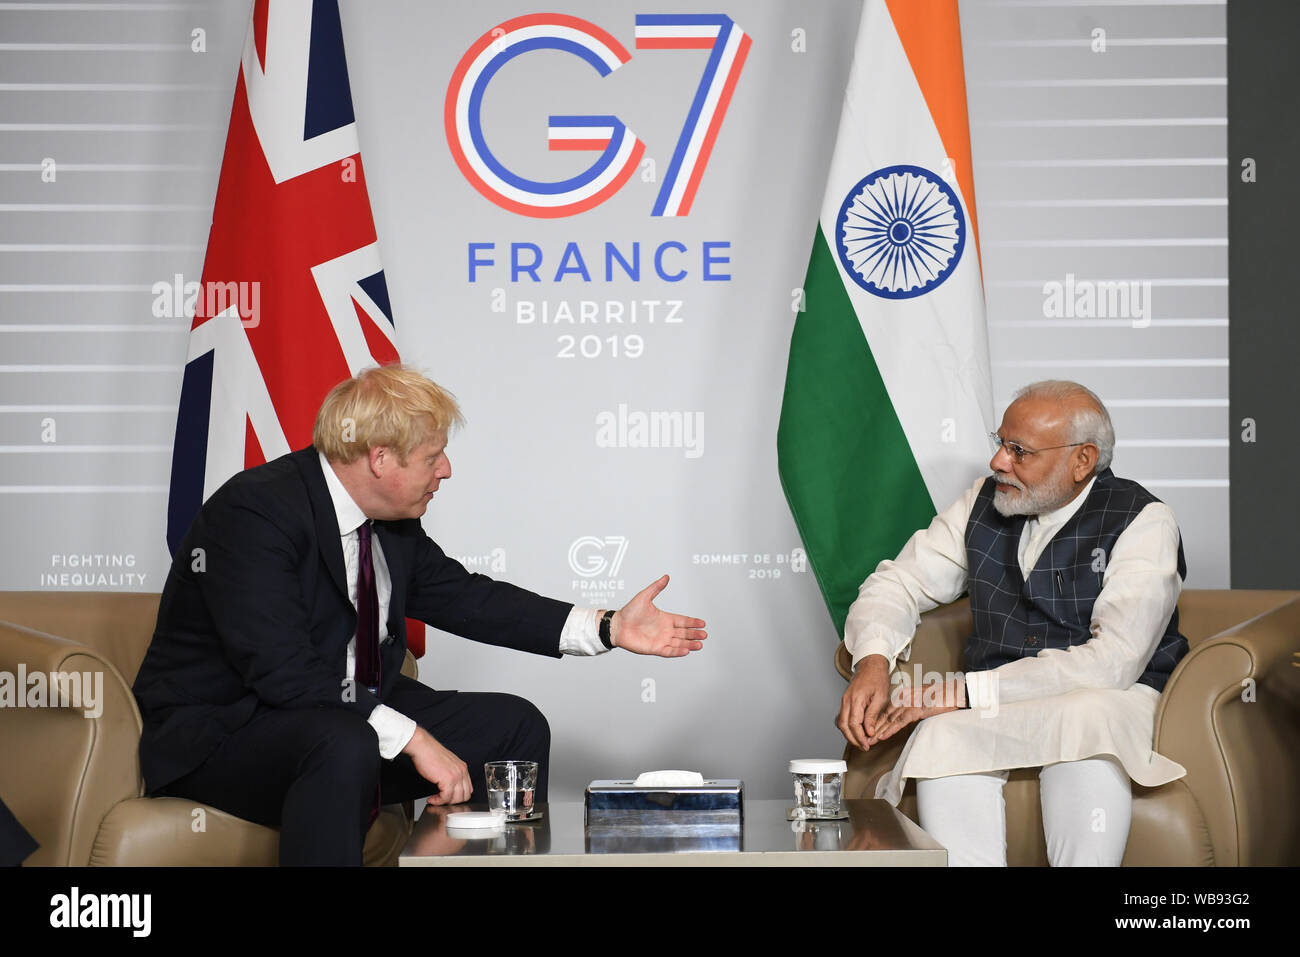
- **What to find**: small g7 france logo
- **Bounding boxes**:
[835,164,966,299]
[445,13,750,218]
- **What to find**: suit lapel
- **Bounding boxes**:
[296,448,350,606]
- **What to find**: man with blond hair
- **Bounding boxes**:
[134,365,706,865]
[836,380,1189,866]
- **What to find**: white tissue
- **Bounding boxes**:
[633,770,705,788]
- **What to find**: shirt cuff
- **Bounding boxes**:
[964,670,999,710]
[369,704,418,759]
[849,629,912,673]
[559,606,608,656]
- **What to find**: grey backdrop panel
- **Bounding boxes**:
[0,0,1236,799]
[1227,0,1299,589]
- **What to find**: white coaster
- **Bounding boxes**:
[445,811,505,829]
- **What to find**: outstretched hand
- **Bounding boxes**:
[610,575,707,658]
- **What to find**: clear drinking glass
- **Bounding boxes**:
[484,760,538,820]
[789,758,846,817]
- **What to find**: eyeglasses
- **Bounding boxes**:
[988,432,1087,463]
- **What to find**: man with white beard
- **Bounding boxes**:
[836,380,1188,866]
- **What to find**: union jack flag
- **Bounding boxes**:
[167,0,428,654]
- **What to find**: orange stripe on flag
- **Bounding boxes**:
[883,0,981,271]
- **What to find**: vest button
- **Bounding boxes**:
[1026,635,1039,646]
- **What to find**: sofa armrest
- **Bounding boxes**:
[1153,594,1300,865]
[0,591,162,686]
[0,621,143,865]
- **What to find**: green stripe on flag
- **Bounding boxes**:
[777,225,938,636]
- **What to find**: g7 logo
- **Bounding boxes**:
[445,13,750,218]
[568,536,629,578]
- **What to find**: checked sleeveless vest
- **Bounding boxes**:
[963,468,1188,692]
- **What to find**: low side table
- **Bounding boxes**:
[399,798,946,866]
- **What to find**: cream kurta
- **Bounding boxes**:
[843,475,1188,804]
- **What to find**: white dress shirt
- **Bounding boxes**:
[842,473,1188,802]
[317,452,609,760]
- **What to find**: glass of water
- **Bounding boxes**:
[484,760,538,820]
[789,758,846,817]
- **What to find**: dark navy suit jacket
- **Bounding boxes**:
[133,447,572,794]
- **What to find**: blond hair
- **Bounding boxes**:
[313,365,463,464]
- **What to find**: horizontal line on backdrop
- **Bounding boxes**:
[974,117,1225,127]
[998,398,1231,409]
[978,1,1226,8]
[1115,439,1229,447]
[0,83,219,91]
[1132,480,1229,489]
[990,278,1227,287]
[994,358,1228,367]
[988,238,1226,247]
[978,78,1225,88]
[989,319,1228,327]
[0,42,190,51]
[1104,398,1229,407]
[0,405,174,412]
[0,284,156,292]
[0,364,175,371]
[0,324,186,332]
[984,158,1226,167]
[0,123,211,131]
[0,3,201,9]
[0,243,201,251]
[0,203,205,211]
[0,164,208,172]
[986,198,1225,207]
[0,485,168,493]
[0,444,170,452]
[978,38,1225,47]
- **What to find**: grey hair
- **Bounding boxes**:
[1012,380,1115,472]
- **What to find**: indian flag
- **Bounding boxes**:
[778,0,993,635]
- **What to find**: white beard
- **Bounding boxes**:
[990,469,1077,517]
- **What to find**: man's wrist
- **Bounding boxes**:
[854,652,890,674]
[400,725,428,755]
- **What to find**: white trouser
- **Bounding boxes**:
[915,755,1132,866]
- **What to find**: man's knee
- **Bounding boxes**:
[299,711,381,783]
[1040,757,1131,867]
[499,694,550,761]
[917,771,1010,867]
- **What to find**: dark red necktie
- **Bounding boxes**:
[356,520,382,827]
[356,520,381,695]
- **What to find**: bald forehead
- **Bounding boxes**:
[1000,395,1073,445]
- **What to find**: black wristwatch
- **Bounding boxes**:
[598,609,616,649]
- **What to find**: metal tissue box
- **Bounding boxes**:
[584,780,743,853]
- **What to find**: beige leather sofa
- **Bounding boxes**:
[834,589,1300,865]
[0,591,415,866]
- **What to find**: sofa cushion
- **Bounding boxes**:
[90,797,411,866]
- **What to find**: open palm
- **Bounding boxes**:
[612,575,707,658]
